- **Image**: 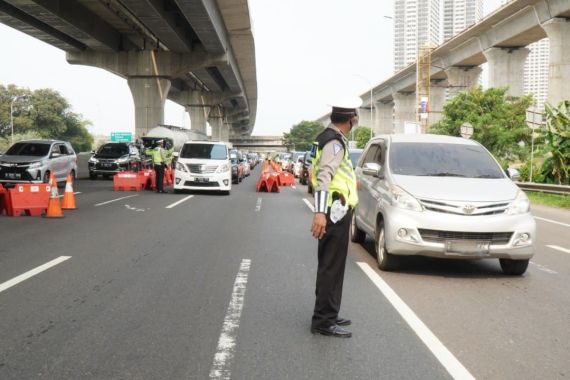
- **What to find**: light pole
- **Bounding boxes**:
[10,95,28,144]
[525,106,543,183]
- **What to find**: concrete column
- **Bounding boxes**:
[542,18,570,105]
[187,91,209,136]
[374,102,394,135]
[358,107,373,131]
[445,66,482,99]
[208,107,224,141]
[428,85,447,126]
[393,93,416,134]
[127,77,171,138]
[483,47,529,96]
[220,124,230,142]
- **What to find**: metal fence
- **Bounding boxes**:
[516,182,570,196]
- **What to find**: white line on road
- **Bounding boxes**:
[57,192,82,199]
[357,262,475,380]
[534,216,570,228]
[303,198,314,212]
[0,256,71,294]
[546,245,570,254]
[94,194,138,207]
[255,197,262,212]
[165,195,194,209]
[291,185,296,189]
[530,261,558,275]
[209,259,252,380]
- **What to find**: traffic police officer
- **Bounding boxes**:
[146,140,167,193]
[310,96,361,338]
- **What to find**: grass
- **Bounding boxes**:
[525,191,570,209]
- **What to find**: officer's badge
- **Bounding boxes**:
[333,143,342,155]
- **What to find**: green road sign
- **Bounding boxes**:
[110,132,132,142]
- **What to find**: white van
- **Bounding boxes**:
[174,141,231,194]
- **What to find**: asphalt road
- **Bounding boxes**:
[0,169,568,379]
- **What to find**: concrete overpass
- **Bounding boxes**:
[230,136,286,153]
[0,0,257,140]
[317,0,570,134]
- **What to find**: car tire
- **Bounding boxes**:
[499,258,529,276]
[89,173,97,180]
[350,211,366,243]
[375,220,398,271]
[69,170,76,186]
[307,183,313,194]
[42,171,51,184]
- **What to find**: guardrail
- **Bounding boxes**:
[516,182,570,195]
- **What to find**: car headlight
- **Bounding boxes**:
[216,163,230,173]
[389,185,423,212]
[89,157,98,164]
[28,161,43,169]
[506,190,530,215]
[176,161,187,172]
[117,155,129,163]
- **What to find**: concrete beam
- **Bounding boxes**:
[445,66,482,98]
[542,18,570,105]
[483,47,529,96]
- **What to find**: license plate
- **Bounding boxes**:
[6,173,21,179]
[196,177,209,183]
[102,163,112,168]
[446,240,490,255]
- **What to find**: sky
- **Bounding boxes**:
[0,0,502,138]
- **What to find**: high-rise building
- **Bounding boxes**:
[394,0,440,72]
[443,0,483,41]
[524,39,549,109]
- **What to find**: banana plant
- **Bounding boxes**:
[543,101,570,185]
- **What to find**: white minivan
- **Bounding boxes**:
[352,134,536,275]
[174,141,232,194]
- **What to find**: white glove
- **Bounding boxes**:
[330,199,348,224]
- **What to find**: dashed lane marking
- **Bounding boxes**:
[255,198,262,212]
[0,256,72,294]
[546,245,570,255]
[530,261,558,275]
[94,194,138,207]
[303,198,314,212]
[209,259,252,380]
[357,262,475,380]
[165,195,194,209]
[57,192,81,199]
[534,216,570,228]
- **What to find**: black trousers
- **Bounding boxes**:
[155,164,165,192]
[311,209,352,329]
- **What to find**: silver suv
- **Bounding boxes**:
[0,139,77,184]
[352,134,535,276]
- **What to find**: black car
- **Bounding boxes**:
[88,142,141,179]
[299,151,312,185]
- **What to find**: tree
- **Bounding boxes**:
[0,85,93,152]
[283,120,325,151]
[354,126,372,149]
[540,101,570,185]
[430,87,533,166]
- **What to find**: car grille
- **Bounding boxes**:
[0,167,35,181]
[184,180,218,187]
[419,199,510,216]
[418,229,513,244]
[187,164,218,174]
[95,160,119,170]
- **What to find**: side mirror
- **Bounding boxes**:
[362,162,383,178]
[50,152,62,158]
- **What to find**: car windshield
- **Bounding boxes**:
[5,142,50,156]
[97,144,129,157]
[181,143,227,160]
[349,151,363,168]
[389,142,504,178]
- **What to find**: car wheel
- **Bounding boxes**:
[499,259,529,276]
[43,171,51,184]
[375,220,398,271]
[69,170,76,186]
[89,173,97,180]
[103,174,111,180]
[350,211,366,243]
[307,183,313,194]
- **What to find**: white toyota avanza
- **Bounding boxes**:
[174,141,231,195]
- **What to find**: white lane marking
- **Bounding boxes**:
[530,261,558,275]
[165,195,194,209]
[255,198,262,212]
[546,245,570,254]
[57,192,81,199]
[209,259,252,380]
[534,216,570,228]
[291,185,296,189]
[357,262,475,380]
[94,194,138,207]
[303,198,314,212]
[125,205,146,212]
[0,256,71,294]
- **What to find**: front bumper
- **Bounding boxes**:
[174,170,231,191]
[383,206,536,260]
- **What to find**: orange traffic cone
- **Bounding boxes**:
[61,175,76,210]
[43,173,64,218]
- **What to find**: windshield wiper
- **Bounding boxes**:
[419,172,466,177]
[474,174,500,178]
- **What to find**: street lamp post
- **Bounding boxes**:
[10,95,28,144]
[525,106,543,183]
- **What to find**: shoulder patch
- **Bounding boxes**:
[333,143,342,155]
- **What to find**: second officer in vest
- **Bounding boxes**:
[310,96,361,338]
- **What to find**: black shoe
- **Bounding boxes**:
[336,317,351,326]
[310,325,352,338]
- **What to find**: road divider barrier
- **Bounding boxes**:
[1,183,51,217]
[256,160,295,193]
[113,171,145,192]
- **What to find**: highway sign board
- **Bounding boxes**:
[110,132,132,142]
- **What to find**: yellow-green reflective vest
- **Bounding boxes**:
[146,147,164,164]
[311,129,358,208]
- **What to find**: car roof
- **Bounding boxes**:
[184,140,226,145]
[14,139,66,144]
[373,133,478,146]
